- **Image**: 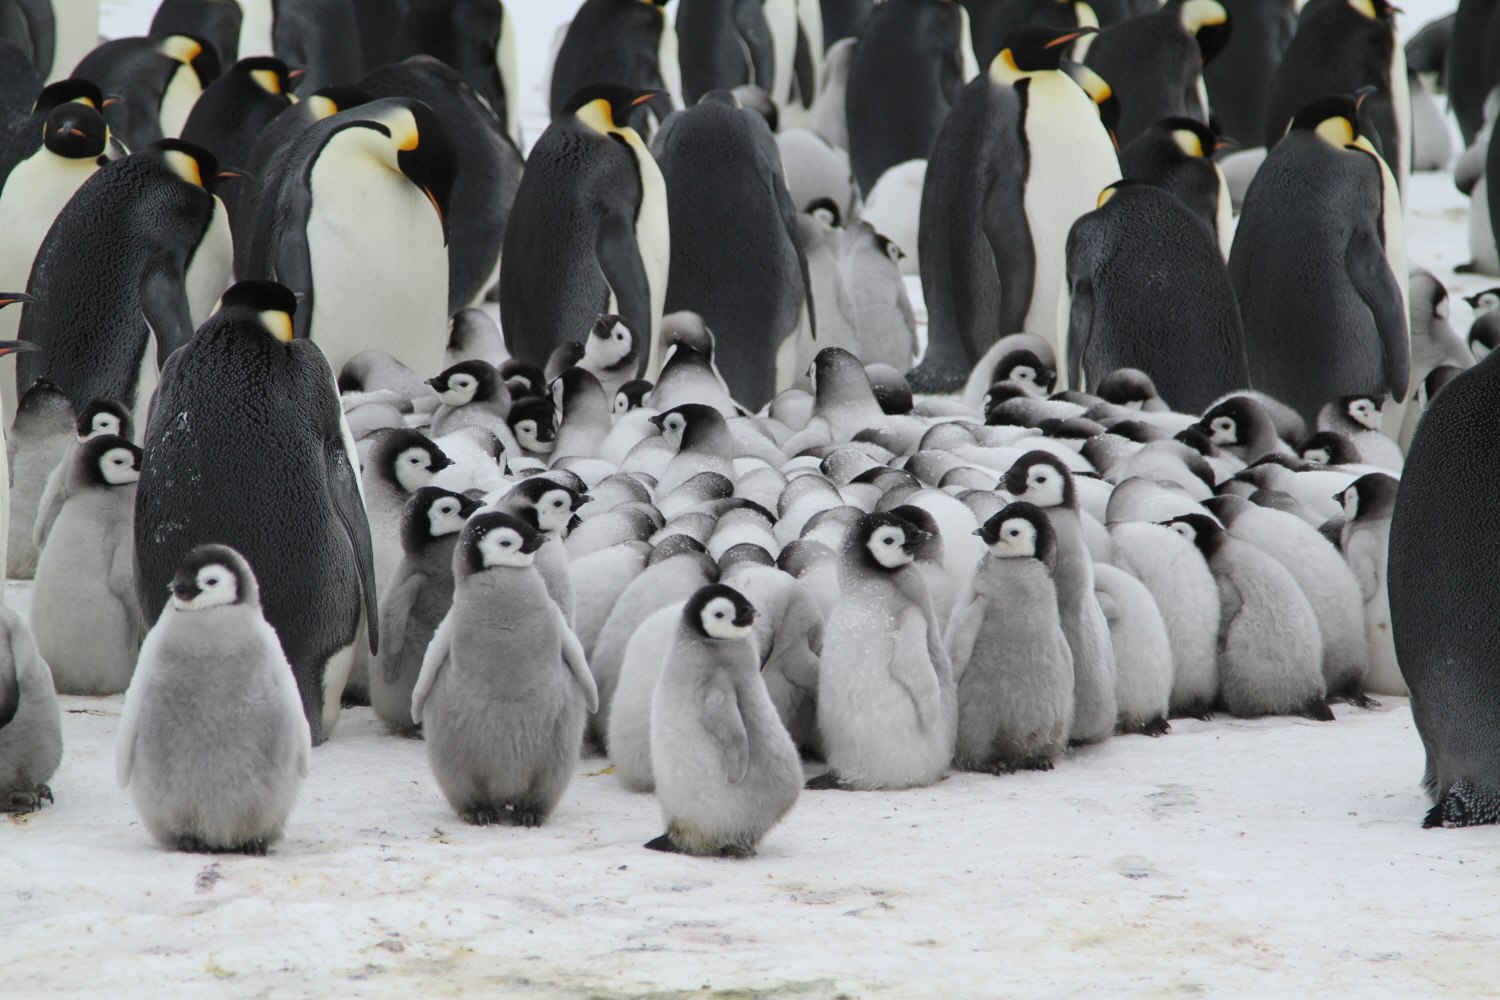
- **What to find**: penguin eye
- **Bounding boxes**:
[714,611,725,619]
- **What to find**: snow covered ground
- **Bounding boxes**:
[10,1,1499,997]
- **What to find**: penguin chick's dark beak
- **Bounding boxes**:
[0,338,39,356]
[425,376,446,390]
[733,610,758,629]
[520,534,549,554]
[649,413,666,430]
[901,531,932,554]
[572,494,592,510]
[431,453,454,472]
[170,578,200,602]
[458,496,485,517]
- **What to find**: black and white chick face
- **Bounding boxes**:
[531,487,579,534]
[1002,453,1071,509]
[427,494,472,537]
[97,444,141,486]
[583,314,634,370]
[478,525,535,567]
[1336,485,1359,520]
[1205,413,1238,446]
[694,589,758,640]
[466,511,548,570]
[435,370,480,407]
[863,521,922,570]
[89,412,123,438]
[394,446,440,493]
[512,418,552,454]
[656,409,687,450]
[985,515,1039,558]
[171,562,240,611]
[1344,396,1383,431]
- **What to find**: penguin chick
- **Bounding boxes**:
[1161,514,1332,721]
[612,379,653,421]
[427,359,513,438]
[1315,394,1403,471]
[1194,395,1290,465]
[810,512,957,791]
[646,584,801,857]
[371,487,483,736]
[578,313,641,399]
[0,607,61,814]
[413,511,598,826]
[118,545,312,854]
[506,396,556,460]
[31,435,143,695]
[490,477,590,626]
[652,403,737,494]
[1093,563,1174,737]
[947,503,1074,773]
[1339,472,1402,696]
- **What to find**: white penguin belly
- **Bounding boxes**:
[186,196,233,327]
[159,65,203,140]
[618,131,669,375]
[1020,75,1120,360]
[306,163,449,379]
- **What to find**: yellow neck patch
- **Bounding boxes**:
[163,149,204,187]
[251,68,282,94]
[1172,129,1204,158]
[1096,185,1119,209]
[1314,116,1356,148]
[260,310,294,343]
[1179,0,1228,31]
[990,49,1025,84]
[159,35,202,64]
[1347,0,1378,18]
[575,98,616,134]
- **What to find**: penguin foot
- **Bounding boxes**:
[2,784,54,814]
[804,771,847,791]
[1121,717,1171,738]
[461,807,505,826]
[340,688,370,708]
[965,760,1017,776]
[1170,702,1215,722]
[1423,780,1500,828]
[1335,689,1380,710]
[644,834,685,854]
[1298,700,1336,722]
[1018,756,1055,772]
[511,810,545,829]
[175,835,213,854]
[234,838,270,857]
[716,844,756,859]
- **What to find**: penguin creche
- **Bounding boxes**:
[118,545,312,854]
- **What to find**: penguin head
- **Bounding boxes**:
[852,512,930,572]
[1287,94,1361,147]
[1177,0,1231,64]
[806,196,842,228]
[217,279,299,343]
[992,350,1056,397]
[1339,394,1385,431]
[686,583,758,641]
[500,359,547,399]
[1423,365,1461,403]
[613,379,653,419]
[1096,368,1164,410]
[464,510,547,572]
[651,403,724,452]
[157,34,221,89]
[402,486,482,549]
[1337,473,1398,523]
[1464,288,1500,317]
[563,83,663,135]
[809,346,869,403]
[31,78,106,116]
[307,85,375,121]
[1345,0,1398,20]
[80,434,141,487]
[76,398,132,441]
[508,476,589,535]
[992,25,1097,78]
[427,359,500,407]
[1195,398,1256,447]
[1298,431,1360,467]
[170,544,257,611]
[1159,513,1226,557]
[887,505,942,561]
[378,100,458,246]
[371,428,451,494]
[239,56,297,98]
[1154,117,1219,161]
[1002,452,1075,510]
[41,102,109,160]
[1173,426,1221,458]
[975,502,1055,563]
[583,314,638,372]
[662,311,716,362]
[153,139,225,194]
[508,396,557,454]
[550,366,606,419]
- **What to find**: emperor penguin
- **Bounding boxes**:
[1161,513,1332,720]
[1197,0,1296,146]
[411,511,598,827]
[17,140,232,421]
[393,0,522,146]
[646,584,802,857]
[243,97,456,382]
[134,281,378,746]
[118,544,312,854]
[1262,0,1409,193]
[947,502,1075,772]
[1228,95,1407,426]
[178,56,295,230]
[1315,395,1403,472]
[1117,118,1233,257]
[810,512,957,791]
[30,434,142,696]
[371,487,482,735]
[675,0,774,106]
[73,34,219,151]
[652,92,813,411]
[1386,353,1500,825]
[500,84,668,381]
[550,0,680,137]
[0,606,61,814]
[844,0,977,197]
[237,0,360,95]
[491,476,589,626]
[151,0,244,67]
[1340,472,1402,696]
[912,25,1121,391]
[1002,451,1118,744]
[0,79,112,192]
[27,398,133,570]
[1064,181,1248,414]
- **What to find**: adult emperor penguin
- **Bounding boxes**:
[411,511,598,827]
[1387,355,1500,825]
[1228,95,1408,426]
[1199,0,1297,147]
[72,34,219,151]
[0,605,60,814]
[393,0,522,146]
[811,512,957,791]
[236,0,359,95]
[151,0,244,67]
[0,78,110,191]
[844,0,977,197]
[500,84,668,382]
[1064,181,1248,413]
[549,0,681,136]
[17,140,231,420]
[1263,0,1410,193]
[947,502,1075,773]
[179,55,296,227]
[0,99,109,426]
[652,92,813,410]
[134,281,378,747]
[646,584,801,857]
[1003,451,1118,744]
[30,434,142,696]
[242,97,456,382]
[1118,118,1233,257]
[119,544,312,854]
[911,25,1121,392]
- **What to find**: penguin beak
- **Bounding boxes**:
[430,452,454,472]
[733,608,758,629]
[1045,28,1095,48]
[170,577,200,602]
[425,376,446,391]
[217,168,253,184]
[571,493,592,510]
[520,533,548,554]
[0,338,38,356]
[457,496,485,517]
[631,91,664,108]
[901,531,931,554]
[649,413,666,430]
[1213,138,1238,154]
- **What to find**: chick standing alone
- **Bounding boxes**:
[647,584,801,857]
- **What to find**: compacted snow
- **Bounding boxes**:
[8,1,1498,997]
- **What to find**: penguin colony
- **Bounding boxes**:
[0,0,1496,857]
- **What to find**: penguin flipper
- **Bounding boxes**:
[31,463,67,553]
[596,210,653,371]
[944,596,984,683]
[704,684,750,784]
[980,174,1035,343]
[107,536,144,647]
[378,571,426,684]
[1066,277,1095,391]
[1345,227,1410,400]
[410,612,454,725]
[139,251,196,366]
[558,614,599,714]
[733,0,775,91]
[327,440,380,655]
[0,653,17,731]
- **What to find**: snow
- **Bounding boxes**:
[10,1,1500,997]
